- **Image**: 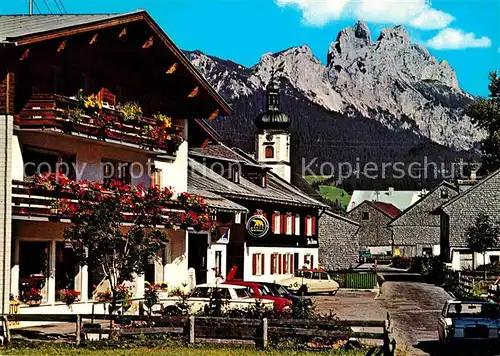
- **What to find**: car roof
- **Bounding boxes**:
[225,281,262,288]
[195,283,247,289]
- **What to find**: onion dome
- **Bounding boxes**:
[255,76,291,132]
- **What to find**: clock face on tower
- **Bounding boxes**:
[266,134,274,141]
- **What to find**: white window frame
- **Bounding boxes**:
[255,253,264,275]
[235,212,241,224]
[306,216,313,237]
[286,213,293,235]
[273,212,281,234]
[283,253,291,274]
[270,253,279,275]
[295,214,300,236]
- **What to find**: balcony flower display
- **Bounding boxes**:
[59,289,80,308]
[23,288,42,306]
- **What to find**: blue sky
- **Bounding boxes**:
[1,0,498,96]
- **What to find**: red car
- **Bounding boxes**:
[224,266,292,312]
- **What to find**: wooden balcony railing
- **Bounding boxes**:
[15,94,184,155]
[12,180,184,220]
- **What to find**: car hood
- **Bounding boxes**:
[453,318,500,328]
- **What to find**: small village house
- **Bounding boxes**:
[0,11,231,314]
[390,181,459,257]
[347,201,401,255]
[436,169,500,271]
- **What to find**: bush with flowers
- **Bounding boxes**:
[59,289,80,307]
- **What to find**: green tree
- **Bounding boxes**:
[466,71,500,174]
[466,213,500,280]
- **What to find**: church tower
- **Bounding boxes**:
[255,75,291,183]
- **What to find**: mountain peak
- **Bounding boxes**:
[353,21,371,42]
[377,25,410,43]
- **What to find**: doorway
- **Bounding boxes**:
[188,233,208,285]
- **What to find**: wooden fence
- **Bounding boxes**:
[4,313,396,355]
[329,272,378,289]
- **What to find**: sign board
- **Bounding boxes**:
[246,215,269,238]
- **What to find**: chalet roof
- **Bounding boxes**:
[390,181,457,225]
[188,157,326,208]
[187,187,248,213]
[371,202,401,219]
[0,11,232,116]
[323,210,360,226]
[347,189,426,212]
[0,13,136,41]
[440,169,500,211]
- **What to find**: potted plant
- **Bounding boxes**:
[120,102,142,123]
[59,289,80,309]
[24,288,42,306]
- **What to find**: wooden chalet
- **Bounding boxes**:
[0,11,231,314]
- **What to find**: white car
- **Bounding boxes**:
[159,283,274,314]
[280,269,340,295]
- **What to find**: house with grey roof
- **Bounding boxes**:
[390,181,459,257]
[347,200,401,255]
[347,189,427,212]
[436,169,500,271]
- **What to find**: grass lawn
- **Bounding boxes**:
[318,186,351,208]
[3,343,379,356]
[303,175,331,185]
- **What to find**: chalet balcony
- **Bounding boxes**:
[15,94,184,155]
[11,179,185,222]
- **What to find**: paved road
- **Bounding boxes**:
[377,281,451,355]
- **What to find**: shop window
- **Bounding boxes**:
[252,253,265,276]
[265,146,274,159]
[362,212,370,220]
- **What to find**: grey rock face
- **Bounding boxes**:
[187,22,484,153]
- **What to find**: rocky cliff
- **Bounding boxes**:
[187,22,483,188]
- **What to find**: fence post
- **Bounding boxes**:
[383,312,395,356]
[76,314,82,346]
[189,315,195,344]
[2,316,11,345]
[262,318,268,349]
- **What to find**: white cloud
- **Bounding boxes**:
[426,28,492,50]
[276,0,454,30]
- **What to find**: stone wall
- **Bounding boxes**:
[319,211,360,270]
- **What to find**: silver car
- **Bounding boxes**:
[438,300,500,344]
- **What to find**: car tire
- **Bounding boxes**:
[299,285,308,296]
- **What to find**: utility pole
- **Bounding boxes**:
[29,0,33,15]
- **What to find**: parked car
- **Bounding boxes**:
[438,300,500,344]
[223,280,292,312]
[160,283,274,315]
[279,269,340,295]
[250,281,306,304]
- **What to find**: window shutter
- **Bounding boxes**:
[271,255,275,275]
[281,214,286,234]
[291,214,296,235]
[278,254,282,274]
[312,216,317,235]
[272,213,276,233]
[304,217,309,236]
[252,254,257,275]
[290,254,294,273]
[282,255,287,274]
[261,255,265,275]
[310,255,314,269]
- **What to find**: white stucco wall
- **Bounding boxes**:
[206,243,227,285]
[243,245,318,283]
[155,140,188,195]
[12,134,23,181]
[255,131,291,183]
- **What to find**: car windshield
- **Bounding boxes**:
[294,270,311,278]
[273,284,289,295]
[234,288,251,298]
[446,303,499,319]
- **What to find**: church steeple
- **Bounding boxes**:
[255,73,291,132]
[266,73,280,112]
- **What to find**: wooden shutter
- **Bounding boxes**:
[271,213,276,233]
[270,254,275,275]
[252,254,257,275]
[261,254,265,275]
[282,255,287,274]
[291,214,296,235]
[281,214,286,234]
[304,217,309,236]
[304,255,307,264]
[290,254,294,273]
[310,255,314,269]
[312,216,317,235]
[278,254,282,274]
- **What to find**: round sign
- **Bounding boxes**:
[246,215,270,238]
